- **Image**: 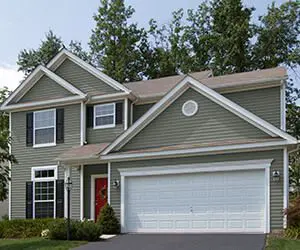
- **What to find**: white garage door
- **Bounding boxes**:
[124,169,266,233]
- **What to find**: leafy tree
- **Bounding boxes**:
[0,88,17,201]
[69,40,92,64]
[89,0,145,82]
[17,30,64,76]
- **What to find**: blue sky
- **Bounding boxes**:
[0,0,291,90]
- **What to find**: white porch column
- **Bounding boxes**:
[64,165,72,218]
[80,165,84,220]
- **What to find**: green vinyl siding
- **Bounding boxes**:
[55,59,119,96]
[133,103,154,123]
[224,87,281,128]
[122,88,270,151]
[83,164,107,219]
[110,149,284,230]
[19,75,74,103]
[10,104,81,219]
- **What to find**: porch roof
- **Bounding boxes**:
[56,143,109,163]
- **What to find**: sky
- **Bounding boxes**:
[0,0,292,91]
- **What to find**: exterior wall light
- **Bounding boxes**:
[112,179,120,189]
[272,170,280,182]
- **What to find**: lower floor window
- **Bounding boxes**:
[32,166,57,218]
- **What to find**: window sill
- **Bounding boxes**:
[33,143,57,148]
[93,124,116,130]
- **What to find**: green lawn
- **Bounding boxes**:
[0,238,87,250]
[266,237,300,250]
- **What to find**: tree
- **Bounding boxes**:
[17,30,64,76]
[0,88,17,201]
[89,0,145,82]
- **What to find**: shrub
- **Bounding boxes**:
[76,220,102,241]
[49,219,102,241]
[285,197,300,227]
[97,204,120,234]
[285,227,300,239]
[1,214,9,221]
[0,218,60,238]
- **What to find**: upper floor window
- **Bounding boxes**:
[94,103,116,129]
[33,109,56,146]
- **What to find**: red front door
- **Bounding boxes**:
[95,177,108,221]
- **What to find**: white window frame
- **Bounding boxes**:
[33,108,56,148]
[31,165,58,219]
[93,103,116,129]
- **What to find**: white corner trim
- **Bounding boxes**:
[108,163,111,204]
[119,159,272,234]
[64,166,71,218]
[80,102,86,145]
[47,49,131,93]
[281,81,286,131]
[124,98,128,130]
[8,112,11,220]
[283,147,288,228]
[80,165,84,221]
[102,140,293,161]
[90,174,108,221]
[102,76,297,155]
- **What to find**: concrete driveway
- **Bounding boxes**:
[75,234,266,250]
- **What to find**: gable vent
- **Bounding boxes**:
[182,100,198,117]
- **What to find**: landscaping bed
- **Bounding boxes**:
[266,236,300,250]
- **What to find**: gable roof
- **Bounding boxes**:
[1,65,86,111]
[47,49,131,94]
[102,75,297,155]
[124,67,287,104]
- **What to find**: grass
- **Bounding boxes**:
[266,236,300,250]
[0,238,87,250]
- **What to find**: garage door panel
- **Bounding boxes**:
[125,170,266,233]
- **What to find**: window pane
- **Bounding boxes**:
[95,104,114,116]
[35,202,54,218]
[35,181,55,201]
[34,110,55,128]
[35,128,55,144]
[95,116,114,126]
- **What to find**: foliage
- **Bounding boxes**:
[284,227,300,240]
[49,219,102,241]
[285,197,300,227]
[266,236,300,250]
[89,0,145,83]
[0,238,86,250]
[97,204,120,234]
[0,218,60,238]
[1,214,9,221]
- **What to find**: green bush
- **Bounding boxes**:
[49,219,102,241]
[97,204,120,234]
[0,218,60,238]
[285,227,300,239]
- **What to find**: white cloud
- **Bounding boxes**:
[0,64,24,91]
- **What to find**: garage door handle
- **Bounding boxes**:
[190,207,193,213]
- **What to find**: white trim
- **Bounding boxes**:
[33,108,56,147]
[80,102,86,145]
[102,76,297,155]
[102,140,293,161]
[64,166,71,218]
[88,92,133,104]
[182,100,198,117]
[1,95,85,112]
[130,102,134,125]
[124,98,128,130]
[8,112,11,220]
[31,165,58,219]
[80,165,84,220]
[281,81,286,131]
[119,159,272,234]
[93,103,116,129]
[47,49,131,93]
[90,174,108,221]
[108,163,111,204]
[283,147,289,228]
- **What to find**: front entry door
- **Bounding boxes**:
[95,177,108,221]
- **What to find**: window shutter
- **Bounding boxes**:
[86,106,94,128]
[26,113,33,146]
[56,179,64,218]
[56,109,64,144]
[116,102,123,125]
[26,181,33,219]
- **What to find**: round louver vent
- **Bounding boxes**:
[182,100,198,117]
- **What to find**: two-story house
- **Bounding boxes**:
[1,49,298,234]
